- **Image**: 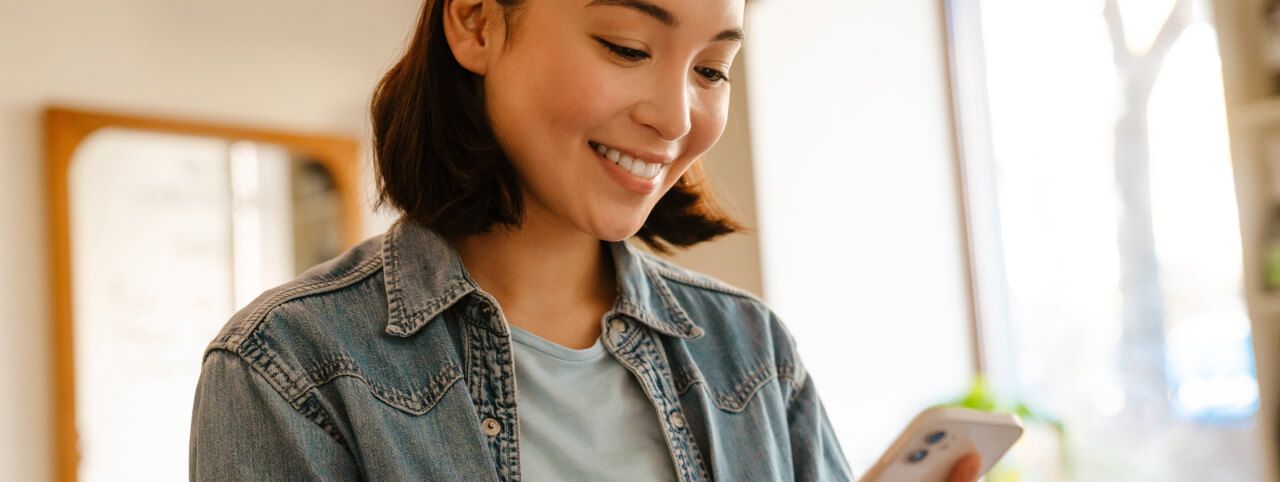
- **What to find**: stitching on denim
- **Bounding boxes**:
[610,331,689,480]
[616,297,687,339]
[237,256,382,341]
[381,230,413,333]
[640,263,704,339]
[777,360,806,405]
[672,363,701,394]
[640,252,760,302]
[215,347,352,450]
[459,311,473,385]
[675,358,779,413]
[382,227,478,337]
[463,321,522,481]
[716,358,776,412]
[239,333,310,402]
[306,357,463,416]
[296,391,351,449]
[642,331,712,480]
[227,341,353,450]
[387,280,473,336]
[219,254,383,349]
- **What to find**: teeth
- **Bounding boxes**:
[590,141,664,180]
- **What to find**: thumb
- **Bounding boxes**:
[945,452,983,482]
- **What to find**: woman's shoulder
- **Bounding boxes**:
[634,250,781,326]
[206,234,387,353]
[634,250,812,402]
[634,250,803,360]
[200,228,468,418]
[199,234,397,399]
[636,249,762,303]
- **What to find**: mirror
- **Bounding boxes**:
[45,107,362,482]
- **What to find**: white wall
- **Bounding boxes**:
[0,1,416,479]
[744,0,976,473]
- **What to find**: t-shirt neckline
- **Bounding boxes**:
[508,324,607,363]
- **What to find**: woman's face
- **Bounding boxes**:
[481,0,744,241]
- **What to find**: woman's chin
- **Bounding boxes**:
[584,214,648,243]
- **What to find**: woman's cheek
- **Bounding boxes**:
[556,64,629,128]
[703,90,732,140]
[684,94,730,161]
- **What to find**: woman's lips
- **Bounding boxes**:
[592,143,662,195]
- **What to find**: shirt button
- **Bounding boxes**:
[610,319,627,333]
[482,418,502,436]
[669,412,686,429]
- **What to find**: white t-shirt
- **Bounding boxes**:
[508,324,678,481]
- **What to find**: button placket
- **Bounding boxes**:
[463,314,521,481]
[606,324,710,481]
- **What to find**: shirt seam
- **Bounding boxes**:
[639,253,761,302]
[207,254,384,354]
[208,348,354,452]
[675,358,793,413]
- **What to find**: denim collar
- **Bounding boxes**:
[381,220,704,340]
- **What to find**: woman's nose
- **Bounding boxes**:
[631,68,693,142]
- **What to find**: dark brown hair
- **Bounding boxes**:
[370,0,743,254]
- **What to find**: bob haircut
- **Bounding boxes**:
[370,0,744,254]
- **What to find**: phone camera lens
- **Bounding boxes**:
[926,431,946,444]
[907,449,928,463]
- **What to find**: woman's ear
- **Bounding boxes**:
[443,0,494,76]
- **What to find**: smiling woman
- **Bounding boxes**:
[371,0,746,255]
[189,0,868,480]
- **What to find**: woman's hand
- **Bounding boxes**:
[945,453,983,482]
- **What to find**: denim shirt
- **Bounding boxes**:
[190,219,853,481]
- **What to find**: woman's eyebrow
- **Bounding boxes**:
[587,0,675,26]
[585,0,744,43]
[715,29,743,43]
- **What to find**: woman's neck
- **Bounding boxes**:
[450,204,618,349]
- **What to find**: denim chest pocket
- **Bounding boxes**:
[306,356,463,416]
[675,357,779,413]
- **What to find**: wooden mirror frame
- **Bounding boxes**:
[44,106,364,482]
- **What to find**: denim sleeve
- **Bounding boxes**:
[787,365,856,481]
[190,349,358,481]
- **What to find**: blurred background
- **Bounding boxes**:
[1,0,1276,480]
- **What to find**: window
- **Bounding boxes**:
[947,0,1262,479]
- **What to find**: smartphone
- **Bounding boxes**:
[859,406,1024,482]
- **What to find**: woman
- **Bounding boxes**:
[190,0,981,480]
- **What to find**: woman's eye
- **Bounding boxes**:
[695,66,731,84]
[595,38,649,62]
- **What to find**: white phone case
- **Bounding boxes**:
[859,406,1024,482]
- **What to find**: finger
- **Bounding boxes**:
[945,452,982,482]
